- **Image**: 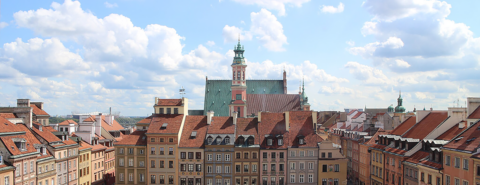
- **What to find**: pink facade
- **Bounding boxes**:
[260,149,287,184]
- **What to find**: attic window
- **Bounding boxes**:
[248,137,254,145]
[297,135,305,145]
[190,131,197,139]
[238,136,245,145]
[466,138,476,143]
[216,136,222,144]
[455,137,464,142]
[207,136,213,144]
[13,138,27,151]
[161,123,168,129]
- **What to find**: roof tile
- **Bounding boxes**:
[390,116,416,136]
[156,99,182,106]
[443,121,480,152]
[179,116,208,148]
[115,131,147,146]
[236,118,259,145]
[146,114,184,134]
[402,112,448,139]
[246,94,301,116]
[206,116,234,134]
[258,112,288,149]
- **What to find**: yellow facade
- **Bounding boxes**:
[78,148,92,185]
[318,158,348,185]
[472,157,480,185]
[36,157,56,185]
[0,165,14,185]
[370,149,384,185]
[417,164,442,185]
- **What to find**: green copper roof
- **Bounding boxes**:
[204,80,285,116]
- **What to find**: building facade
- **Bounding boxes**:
[318,140,347,185]
[115,131,147,185]
[234,118,260,185]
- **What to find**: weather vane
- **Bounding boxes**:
[179,86,186,98]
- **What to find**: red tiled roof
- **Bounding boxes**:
[354,125,364,132]
[236,118,260,145]
[390,116,416,136]
[288,111,323,147]
[145,114,184,134]
[137,117,152,124]
[436,122,467,141]
[364,129,389,145]
[419,160,442,169]
[339,124,346,129]
[246,94,301,116]
[385,147,407,155]
[405,151,429,164]
[443,121,480,152]
[0,113,16,119]
[346,125,351,131]
[348,110,357,115]
[352,112,364,119]
[0,121,42,156]
[83,116,95,122]
[79,140,93,151]
[0,117,24,133]
[58,120,78,126]
[156,99,182,106]
[32,123,77,146]
[30,104,49,116]
[179,116,208,148]
[370,144,387,150]
[259,112,288,149]
[402,112,448,139]
[206,116,234,134]
[115,131,147,146]
[468,106,480,119]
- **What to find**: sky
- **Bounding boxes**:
[1,0,479,116]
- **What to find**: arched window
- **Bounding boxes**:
[216,136,222,144]
[248,137,254,145]
[233,72,236,80]
[238,136,245,145]
[207,136,213,144]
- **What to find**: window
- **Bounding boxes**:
[263,152,267,159]
[207,166,212,173]
[278,138,283,145]
[446,155,451,166]
[236,94,242,100]
[308,174,313,183]
[216,166,221,173]
[263,164,267,171]
[252,164,257,172]
[128,148,133,154]
[236,165,241,173]
[139,161,144,167]
[308,162,314,169]
[262,177,267,185]
[463,159,469,170]
[169,161,173,168]
[151,175,156,184]
[290,175,295,183]
[299,174,304,183]
[253,152,257,159]
[139,174,145,182]
[119,148,124,154]
[280,152,284,159]
[279,164,284,171]
[160,108,164,114]
[151,147,156,154]
[188,152,194,159]
[160,138,165,142]
[151,138,155,142]
[169,175,174,184]
[463,180,469,185]
[300,151,305,157]
[455,157,460,168]
[308,150,314,156]
[167,108,171,114]
[244,152,249,159]
[129,173,133,182]
[334,164,339,172]
[267,139,272,146]
[181,152,187,159]
[225,154,231,161]
[160,148,164,155]
[160,175,165,184]
[421,173,424,182]
[169,148,173,155]
[129,159,133,166]
[290,162,296,170]
[271,177,276,185]
[160,160,164,168]
[455,178,460,185]
[217,154,222,161]
[299,162,304,170]
[4,177,9,185]
[225,137,230,144]
[181,164,186,171]
[428,174,432,184]
[236,153,241,159]
[437,177,441,185]
[244,165,249,172]
[174,108,178,114]
[328,152,332,158]
[290,151,295,157]
[446,175,450,185]
[271,164,276,171]
[196,152,201,159]
[271,152,276,159]
[24,162,27,174]
[334,178,339,185]
[322,179,327,185]
[225,166,230,173]
[188,164,194,172]
[322,164,327,172]
[196,164,201,172]
[207,154,212,161]
[321,152,325,158]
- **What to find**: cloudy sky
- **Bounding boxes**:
[1,0,479,116]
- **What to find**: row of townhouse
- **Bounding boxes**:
[331,97,480,185]
[0,99,128,185]
[114,97,348,185]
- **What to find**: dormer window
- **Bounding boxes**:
[248,137,254,145]
[207,136,213,144]
[43,148,46,155]
[267,139,273,146]
[278,138,283,146]
[13,138,27,151]
[238,137,245,145]
[225,136,230,144]
[297,135,305,145]
[161,123,168,130]
[190,131,197,139]
[216,137,222,144]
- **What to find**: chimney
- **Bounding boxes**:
[312,111,317,130]
[95,114,102,137]
[283,69,287,94]
[285,111,290,131]
[258,112,262,122]
[207,111,214,125]
[17,99,30,107]
[155,97,159,105]
[105,115,114,126]
[459,121,465,129]
[232,111,237,125]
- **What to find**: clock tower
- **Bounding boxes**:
[230,37,247,117]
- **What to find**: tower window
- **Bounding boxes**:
[233,72,236,80]
[237,72,240,79]
[236,94,242,100]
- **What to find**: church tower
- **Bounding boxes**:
[229,37,247,117]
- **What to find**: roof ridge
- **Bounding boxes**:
[401,114,429,137]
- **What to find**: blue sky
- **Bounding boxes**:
[1,0,479,116]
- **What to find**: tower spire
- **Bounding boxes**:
[238,33,240,43]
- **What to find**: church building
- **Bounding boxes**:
[202,39,310,117]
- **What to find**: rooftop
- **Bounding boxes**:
[288,111,323,148]
[236,118,259,145]
[206,116,234,134]
[443,121,480,152]
[390,116,416,136]
[30,104,49,116]
[146,114,184,134]
[115,131,147,146]
[435,121,467,141]
[468,106,480,119]
[258,112,288,149]
[246,94,300,116]
[156,99,182,106]
[402,112,448,139]
[179,116,209,148]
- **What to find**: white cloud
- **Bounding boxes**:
[222,25,252,43]
[2,37,89,77]
[104,2,118,8]
[321,84,355,95]
[344,62,390,85]
[223,9,288,52]
[363,0,450,22]
[349,36,404,57]
[231,0,310,16]
[321,3,344,14]
[206,41,215,46]
[0,22,8,29]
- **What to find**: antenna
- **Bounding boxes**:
[179,86,186,98]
